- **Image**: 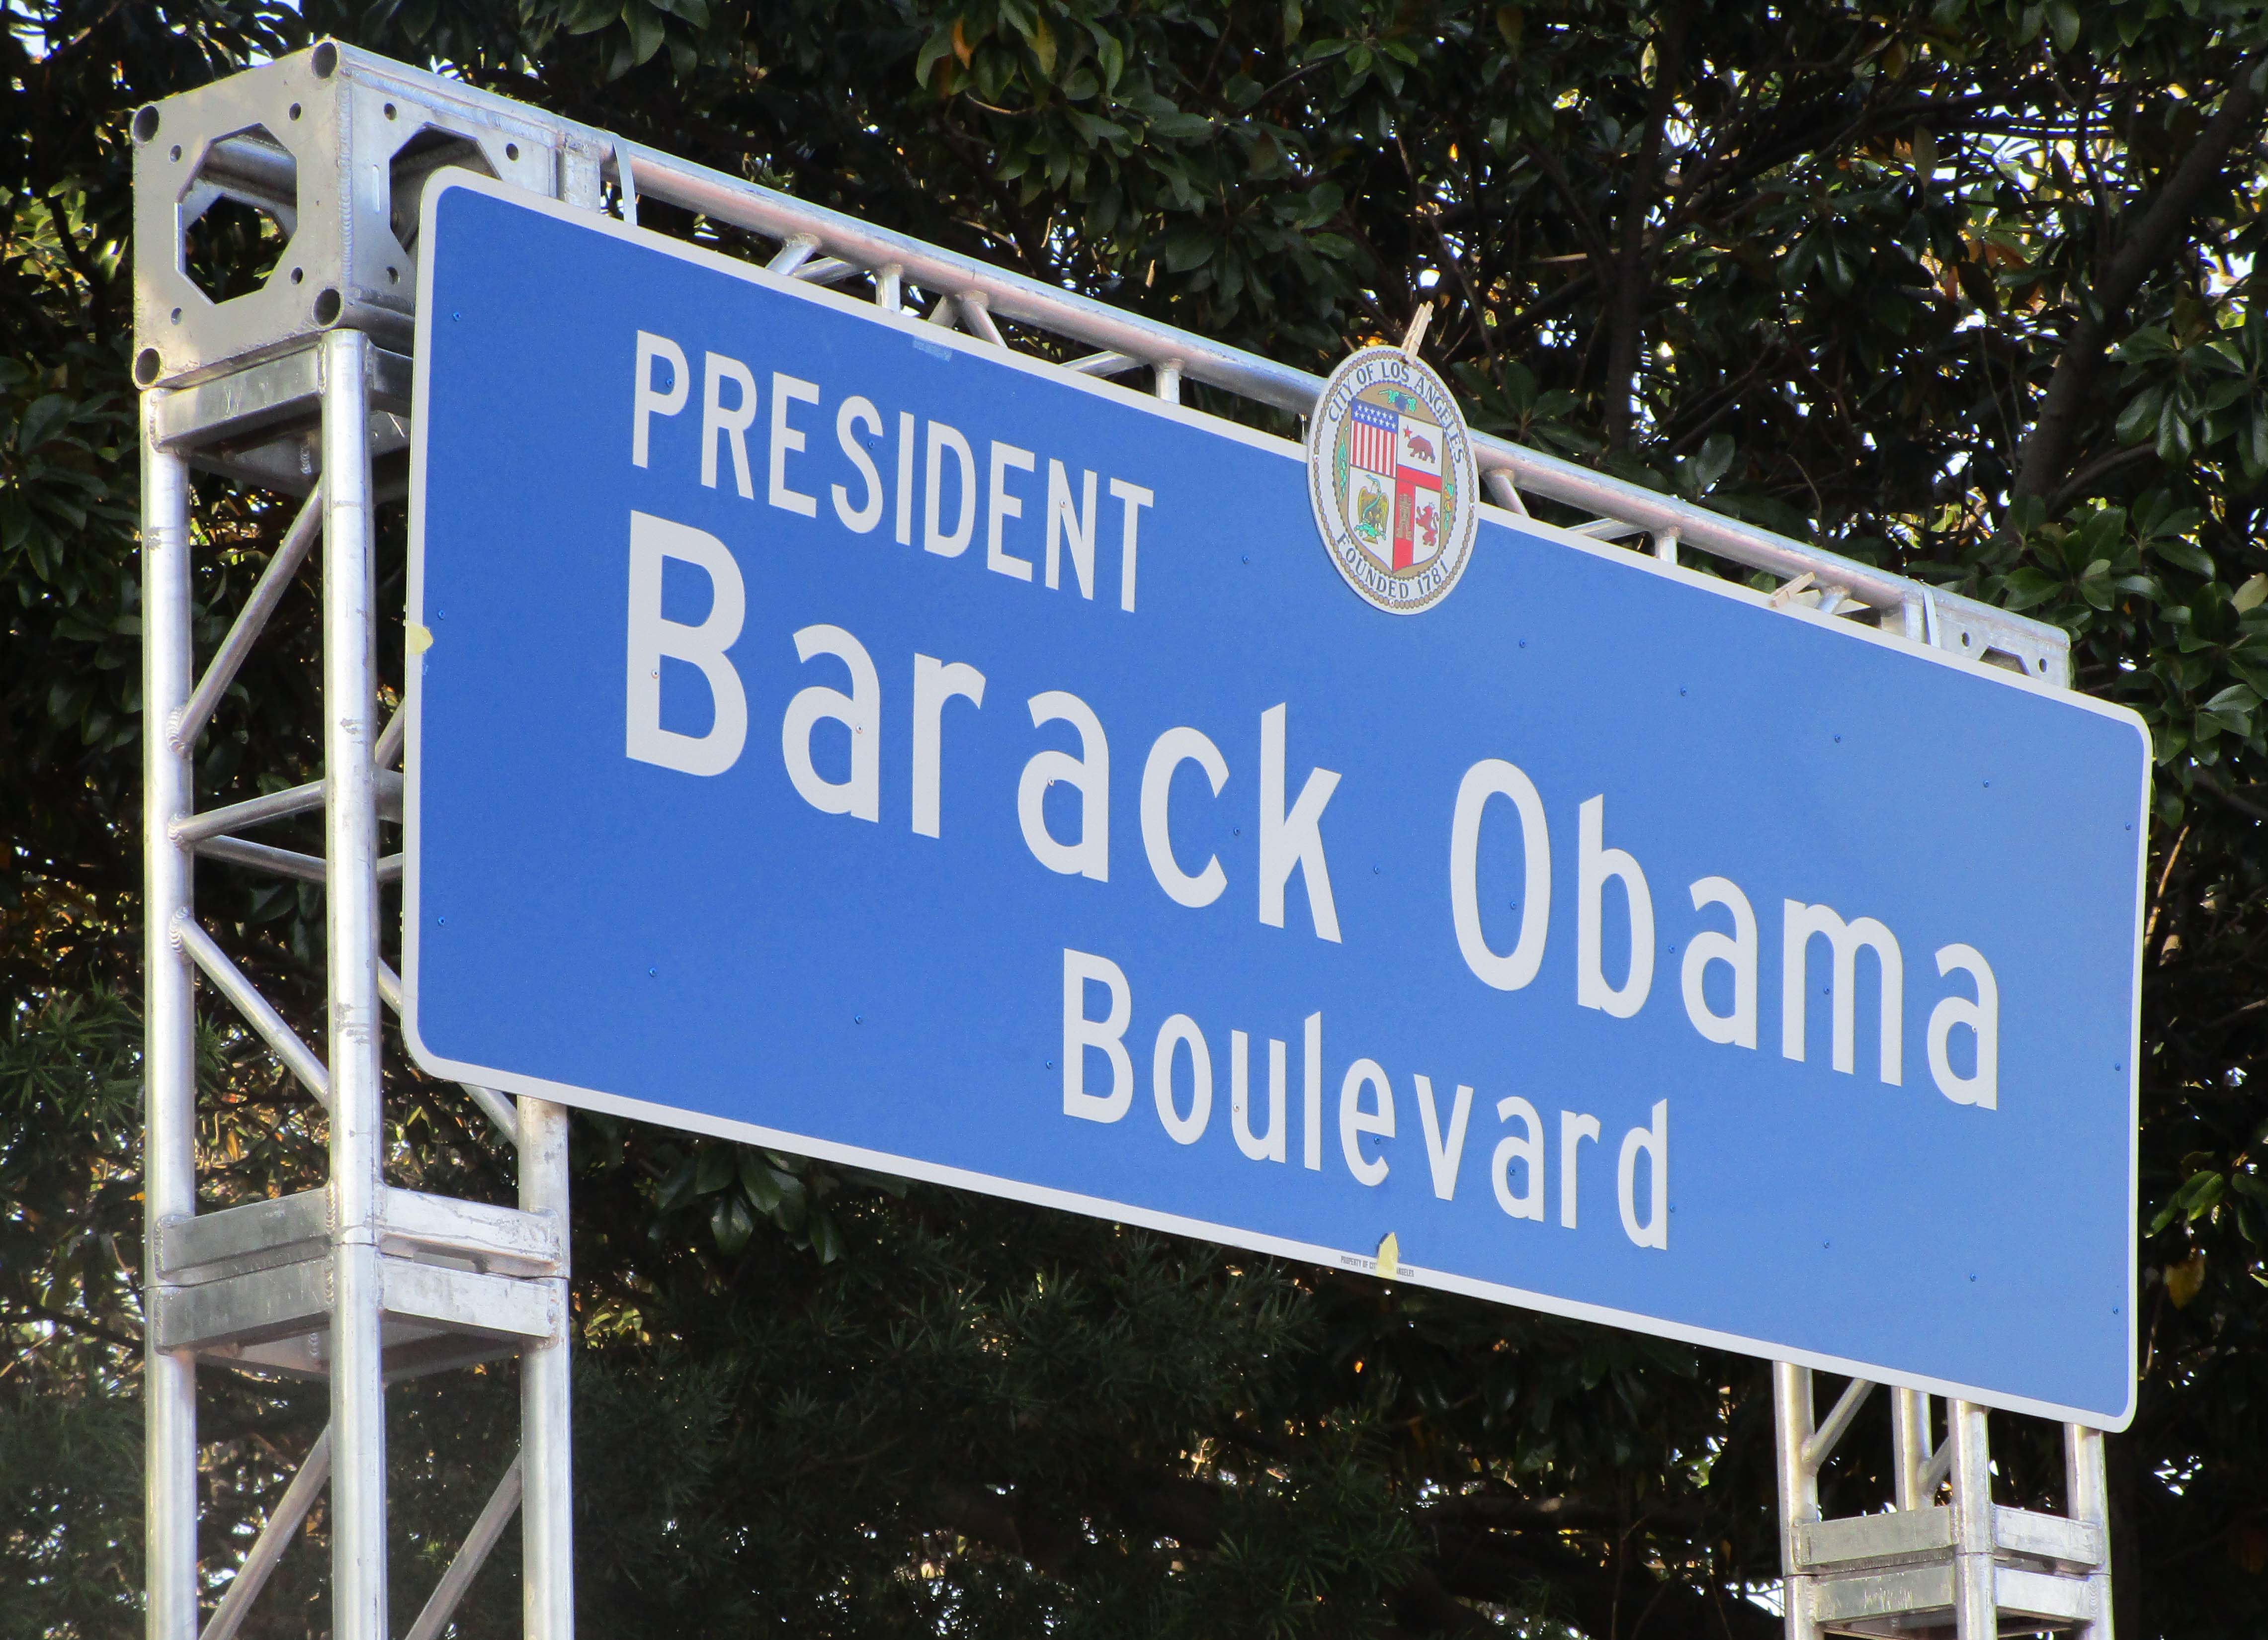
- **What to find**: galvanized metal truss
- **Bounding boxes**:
[1774,1366,2112,1636]
[134,42,2106,1640]
[137,43,585,1640]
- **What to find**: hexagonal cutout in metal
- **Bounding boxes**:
[181,124,299,307]
[387,124,498,275]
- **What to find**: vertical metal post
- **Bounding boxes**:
[1891,1388,1931,1510]
[142,399,200,1640]
[2066,1423,2115,1635]
[322,327,389,1640]
[1946,1399,1996,1637]
[519,1097,574,1639]
[1771,1363,1821,1640]
[522,134,596,1640]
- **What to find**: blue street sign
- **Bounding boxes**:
[406,176,2148,1427]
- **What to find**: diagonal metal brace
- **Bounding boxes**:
[198,1426,332,1640]
[1918,1430,1956,1497]
[173,488,323,753]
[1482,468,1530,517]
[766,233,821,275]
[403,1453,525,1640]
[173,913,331,1108]
[376,959,520,1143]
[957,291,1008,348]
[1800,1377,1877,1471]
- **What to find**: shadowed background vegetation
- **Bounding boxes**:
[9,0,2268,1634]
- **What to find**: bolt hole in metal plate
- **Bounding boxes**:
[134,104,160,142]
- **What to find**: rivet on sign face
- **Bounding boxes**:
[854,1015,863,1024]
[1045,1061,1055,1070]
[436,916,445,925]
[649,967,657,977]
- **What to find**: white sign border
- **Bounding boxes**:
[403,170,2149,1431]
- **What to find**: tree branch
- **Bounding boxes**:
[2013,58,2268,499]
[2048,440,2162,513]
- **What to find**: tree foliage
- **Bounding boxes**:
[8,0,2268,1634]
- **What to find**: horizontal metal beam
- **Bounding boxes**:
[193,834,327,883]
[160,1189,329,1285]
[380,1256,560,1343]
[189,835,399,883]
[153,345,413,453]
[174,771,404,847]
[153,1257,330,1352]
[625,138,1332,413]
[173,779,324,845]
[379,1186,561,1278]
[619,138,2068,680]
[154,1252,558,1354]
[160,1185,560,1285]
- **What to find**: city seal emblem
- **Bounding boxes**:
[1305,311,1479,614]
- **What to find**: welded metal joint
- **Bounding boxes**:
[766,233,821,276]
